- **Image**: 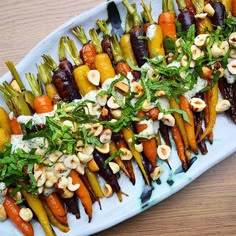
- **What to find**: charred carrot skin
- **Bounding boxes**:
[3,195,34,236]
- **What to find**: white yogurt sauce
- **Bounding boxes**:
[146,24,156,41]
[139,119,160,136]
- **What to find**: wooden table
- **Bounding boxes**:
[0,1,235,235]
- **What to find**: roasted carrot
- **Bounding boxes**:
[171,125,189,171]
[140,0,165,58]
[120,9,138,66]
[25,73,54,114]
[96,19,115,67]
[68,170,93,222]
[3,195,34,236]
[179,95,198,154]
[135,110,157,168]
[21,189,56,236]
[122,126,150,185]
[110,34,131,76]
[232,0,236,17]
[72,26,97,69]
[115,138,135,185]
[198,83,218,143]
[0,106,11,134]
[37,63,61,104]
[185,0,196,14]
[123,0,149,66]
[159,122,172,148]
[158,0,177,40]
[109,141,130,178]
[45,192,68,226]
[43,203,70,233]
[64,37,97,96]
[221,0,232,16]
[203,92,213,143]
[89,28,116,84]
[9,116,22,134]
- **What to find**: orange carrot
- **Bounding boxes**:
[9,116,22,134]
[68,170,93,222]
[3,195,34,236]
[179,95,198,154]
[233,0,236,17]
[116,62,131,75]
[158,0,177,40]
[185,0,196,15]
[33,95,53,114]
[45,192,68,226]
[171,125,188,171]
[135,110,157,167]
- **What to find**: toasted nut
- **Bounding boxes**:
[191,45,203,60]
[87,70,100,86]
[62,104,76,112]
[107,96,120,109]
[180,55,195,68]
[230,49,236,59]
[13,191,22,201]
[227,59,236,74]
[211,42,224,58]
[158,112,164,120]
[229,32,236,47]
[99,128,112,143]
[190,97,206,112]
[201,66,213,79]
[216,99,231,113]
[76,162,85,175]
[142,99,152,112]
[34,170,46,187]
[38,186,44,194]
[157,145,171,160]
[150,166,163,181]
[87,103,101,116]
[61,188,74,198]
[64,155,80,169]
[203,3,215,16]
[220,41,229,54]
[54,163,67,174]
[134,143,143,153]
[62,120,74,130]
[195,13,207,19]
[101,107,109,117]
[82,145,94,156]
[155,90,166,97]
[110,108,122,119]
[95,143,110,154]
[19,208,33,222]
[0,205,7,221]
[175,38,184,53]
[48,150,63,163]
[115,81,130,94]
[77,152,93,164]
[120,147,133,160]
[58,177,69,189]
[162,114,175,127]
[108,162,120,174]
[103,183,113,198]
[45,180,54,188]
[67,177,80,191]
[10,80,21,93]
[194,34,209,48]
[97,92,108,106]
[91,123,103,136]
[132,82,144,98]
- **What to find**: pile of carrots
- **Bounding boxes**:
[0,0,236,235]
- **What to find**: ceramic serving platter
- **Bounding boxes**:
[0,0,236,235]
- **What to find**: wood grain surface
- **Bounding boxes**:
[0,1,236,236]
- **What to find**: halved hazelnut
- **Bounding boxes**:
[190,97,206,112]
[227,59,236,74]
[108,162,120,174]
[216,99,231,113]
[95,143,110,154]
[194,34,209,48]
[191,45,203,60]
[150,166,163,181]
[107,96,120,109]
[119,147,133,160]
[229,32,236,47]
[87,70,100,86]
[99,128,112,143]
[157,145,171,160]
